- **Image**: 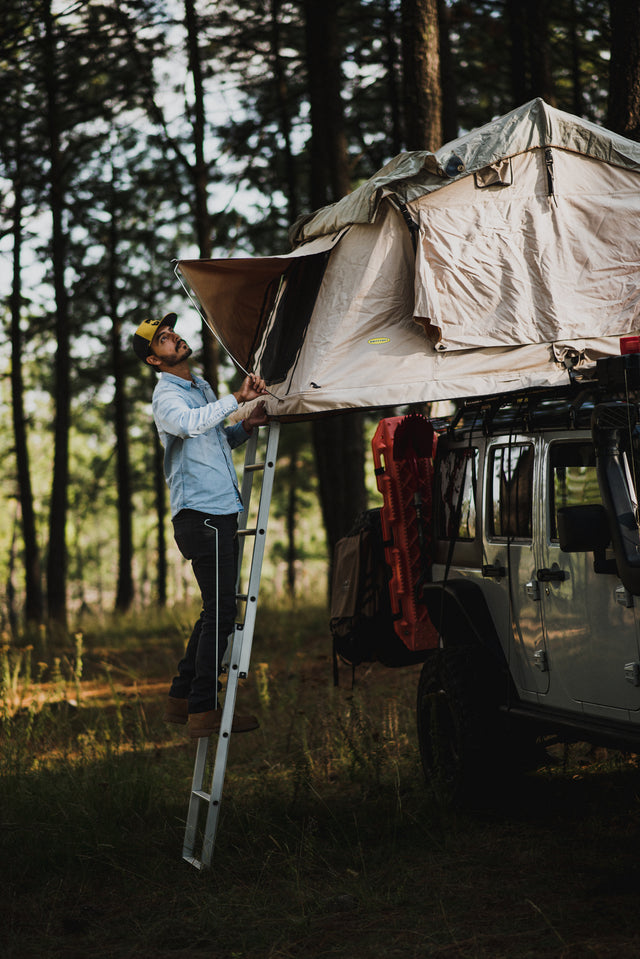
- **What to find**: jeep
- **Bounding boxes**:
[412,348,640,805]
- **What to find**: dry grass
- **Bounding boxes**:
[3,601,640,958]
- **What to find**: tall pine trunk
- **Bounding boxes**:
[184,0,218,391]
[154,428,168,607]
[43,0,70,630]
[108,186,134,612]
[506,0,556,107]
[271,0,299,226]
[401,0,442,151]
[304,0,367,588]
[10,119,43,627]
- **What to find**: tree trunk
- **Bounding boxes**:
[154,418,168,607]
[43,0,70,630]
[382,0,403,156]
[305,0,351,204]
[526,0,556,106]
[184,0,219,389]
[437,0,457,143]
[401,0,442,151]
[271,0,299,227]
[608,0,640,140]
[506,0,528,108]
[286,449,298,597]
[569,0,584,117]
[10,126,44,626]
[312,414,367,578]
[108,185,134,612]
[304,0,368,586]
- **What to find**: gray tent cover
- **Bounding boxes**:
[177,98,640,418]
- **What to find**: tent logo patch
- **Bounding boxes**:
[368,337,390,345]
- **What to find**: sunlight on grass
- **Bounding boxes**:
[4,598,640,958]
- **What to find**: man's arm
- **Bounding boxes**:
[153,385,238,438]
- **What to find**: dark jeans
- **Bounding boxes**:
[169,509,239,713]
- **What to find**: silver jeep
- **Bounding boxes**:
[417,351,640,805]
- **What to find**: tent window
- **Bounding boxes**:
[259,251,331,384]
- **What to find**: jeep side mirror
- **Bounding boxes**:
[557,504,617,576]
[557,504,611,553]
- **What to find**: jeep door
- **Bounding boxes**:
[537,437,640,712]
[483,437,549,696]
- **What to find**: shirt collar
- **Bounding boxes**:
[160,371,204,390]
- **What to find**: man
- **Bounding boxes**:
[133,312,269,738]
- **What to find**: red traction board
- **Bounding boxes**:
[372,415,439,651]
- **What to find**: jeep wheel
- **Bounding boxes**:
[416,646,504,808]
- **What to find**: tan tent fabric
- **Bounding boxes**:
[176,99,640,420]
[178,232,344,370]
[411,148,640,351]
[290,98,640,244]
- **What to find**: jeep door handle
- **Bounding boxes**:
[482,564,506,578]
[536,567,568,583]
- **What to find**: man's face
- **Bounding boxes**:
[148,324,192,367]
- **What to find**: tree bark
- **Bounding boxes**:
[108,181,134,612]
[437,0,457,143]
[401,0,442,151]
[304,0,368,585]
[154,425,168,607]
[506,0,556,108]
[608,0,640,140]
[305,0,351,205]
[312,414,368,579]
[506,0,528,108]
[271,0,299,226]
[382,0,403,156]
[184,0,219,389]
[42,0,70,630]
[569,0,584,117]
[10,119,44,626]
[526,0,556,106]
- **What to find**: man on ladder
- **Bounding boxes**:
[133,311,269,738]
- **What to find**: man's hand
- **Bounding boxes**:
[242,400,269,433]
[234,373,269,404]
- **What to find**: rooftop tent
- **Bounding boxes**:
[176,98,640,419]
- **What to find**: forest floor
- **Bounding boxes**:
[3,601,640,959]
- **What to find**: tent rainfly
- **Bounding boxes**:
[177,98,640,419]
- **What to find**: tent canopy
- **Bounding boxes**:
[177,99,640,419]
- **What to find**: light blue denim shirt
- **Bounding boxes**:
[152,372,248,518]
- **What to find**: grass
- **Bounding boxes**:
[3,601,640,958]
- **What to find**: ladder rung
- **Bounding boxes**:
[245,462,265,472]
[238,528,257,537]
[182,855,204,870]
[236,593,248,601]
[192,789,211,801]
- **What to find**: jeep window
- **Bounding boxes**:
[435,448,477,540]
[549,442,601,540]
[489,444,534,539]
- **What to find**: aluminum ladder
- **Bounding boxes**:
[182,419,280,869]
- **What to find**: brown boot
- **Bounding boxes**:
[189,708,259,738]
[163,696,189,725]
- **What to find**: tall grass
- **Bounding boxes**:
[4,600,640,959]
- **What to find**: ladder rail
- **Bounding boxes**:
[181,420,281,869]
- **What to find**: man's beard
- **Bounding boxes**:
[166,342,192,365]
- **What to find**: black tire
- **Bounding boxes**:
[416,645,508,808]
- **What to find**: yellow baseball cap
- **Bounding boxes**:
[132,313,177,362]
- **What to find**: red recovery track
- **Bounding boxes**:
[372,414,439,651]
